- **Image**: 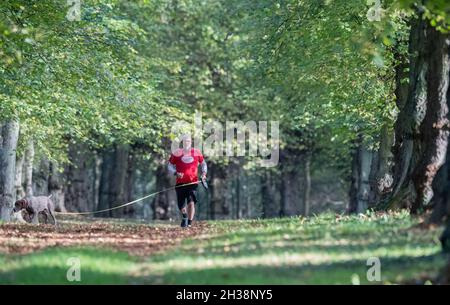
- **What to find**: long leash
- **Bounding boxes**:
[56,181,203,216]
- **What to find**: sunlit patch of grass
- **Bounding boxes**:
[0,247,139,284]
[140,210,446,284]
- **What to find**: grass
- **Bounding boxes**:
[0,247,139,284]
[141,211,447,284]
[0,211,447,284]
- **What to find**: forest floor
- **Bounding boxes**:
[0,211,447,284]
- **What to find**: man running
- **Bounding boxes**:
[168,135,207,228]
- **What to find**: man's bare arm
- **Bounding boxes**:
[201,160,207,177]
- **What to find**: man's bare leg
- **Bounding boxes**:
[181,206,187,215]
[180,205,189,227]
[187,201,195,226]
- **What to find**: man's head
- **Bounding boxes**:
[181,134,192,150]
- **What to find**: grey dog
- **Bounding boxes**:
[13,196,57,226]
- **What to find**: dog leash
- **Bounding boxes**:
[56,180,207,216]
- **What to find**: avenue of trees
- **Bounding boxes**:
[1,0,450,250]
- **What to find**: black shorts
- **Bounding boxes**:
[175,183,198,210]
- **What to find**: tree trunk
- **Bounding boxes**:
[430,70,450,224]
[243,172,251,218]
[376,37,406,206]
[93,154,102,211]
[303,153,311,216]
[357,147,373,213]
[280,150,301,216]
[349,139,373,214]
[235,166,241,219]
[109,145,129,218]
[48,161,67,212]
[123,151,136,217]
[65,143,94,213]
[348,145,359,214]
[411,24,450,213]
[388,15,429,209]
[0,121,20,221]
[208,167,216,220]
[24,139,34,197]
[15,154,25,199]
[430,156,450,224]
[261,171,278,218]
[98,148,114,217]
[209,163,228,219]
[368,147,379,206]
[370,125,394,207]
[141,166,154,221]
[437,256,450,284]
[95,145,130,218]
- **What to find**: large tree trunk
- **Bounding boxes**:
[387,15,429,209]
[430,70,450,224]
[430,155,450,224]
[388,10,450,219]
[411,23,450,213]
[0,121,20,221]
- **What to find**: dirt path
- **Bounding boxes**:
[0,218,213,257]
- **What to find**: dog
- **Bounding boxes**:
[13,195,57,226]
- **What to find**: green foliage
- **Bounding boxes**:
[396,0,450,32]
[223,0,411,178]
[0,0,438,180]
[1,0,183,163]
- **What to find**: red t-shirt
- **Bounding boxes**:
[169,148,204,185]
